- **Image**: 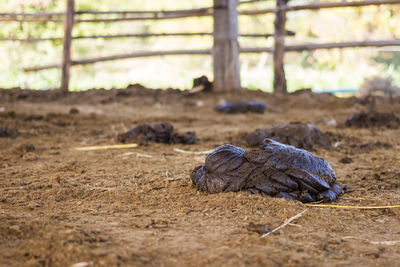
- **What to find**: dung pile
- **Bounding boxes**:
[191,139,342,203]
[0,127,18,138]
[345,111,400,128]
[215,101,266,114]
[117,122,196,145]
[245,122,331,150]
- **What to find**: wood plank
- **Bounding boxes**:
[23,40,400,72]
[240,0,400,15]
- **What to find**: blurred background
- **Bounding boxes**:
[0,0,399,92]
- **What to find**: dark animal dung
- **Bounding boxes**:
[0,126,18,138]
[191,139,342,203]
[117,122,196,145]
[339,157,353,164]
[193,76,212,92]
[215,101,266,114]
[345,111,400,128]
[245,122,331,150]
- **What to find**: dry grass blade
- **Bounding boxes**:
[173,148,213,155]
[305,204,400,209]
[75,143,138,151]
[119,152,153,158]
[342,236,400,245]
[261,209,308,238]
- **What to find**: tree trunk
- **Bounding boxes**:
[60,0,74,93]
[213,0,241,92]
[273,0,288,94]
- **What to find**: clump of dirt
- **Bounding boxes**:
[339,157,353,164]
[215,101,266,114]
[191,139,342,203]
[20,144,35,152]
[0,126,18,138]
[69,107,79,114]
[245,122,331,150]
[117,122,196,145]
[345,111,400,128]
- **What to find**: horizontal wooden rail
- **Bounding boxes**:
[0,7,211,17]
[23,39,400,72]
[23,49,212,71]
[2,0,400,23]
[239,0,268,5]
[285,39,400,51]
[241,0,400,15]
[0,32,286,42]
[0,37,61,42]
[0,18,63,22]
[0,8,213,23]
[75,7,212,15]
[0,12,63,17]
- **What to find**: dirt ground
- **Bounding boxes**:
[0,86,399,266]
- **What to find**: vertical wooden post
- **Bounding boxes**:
[60,0,74,93]
[213,0,241,92]
[273,0,288,94]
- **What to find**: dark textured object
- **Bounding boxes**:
[345,111,400,128]
[24,144,36,152]
[69,107,79,114]
[117,122,196,145]
[245,122,330,150]
[339,157,353,164]
[191,139,342,203]
[193,76,212,92]
[0,127,18,138]
[215,101,266,114]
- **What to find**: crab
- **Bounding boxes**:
[191,139,342,203]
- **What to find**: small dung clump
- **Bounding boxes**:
[0,127,18,138]
[69,107,80,114]
[117,122,196,145]
[193,76,212,92]
[345,111,400,128]
[245,122,331,150]
[215,101,266,114]
[191,139,342,203]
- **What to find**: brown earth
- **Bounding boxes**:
[0,86,399,266]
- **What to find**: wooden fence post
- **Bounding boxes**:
[60,0,74,93]
[213,0,241,92]
[273,0,288,94]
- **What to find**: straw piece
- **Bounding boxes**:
[75,143,138,151]
[305,204,400,209]
[261,209,308,237]
[173,148,213,155]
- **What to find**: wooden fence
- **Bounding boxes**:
[1,0,400,93]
